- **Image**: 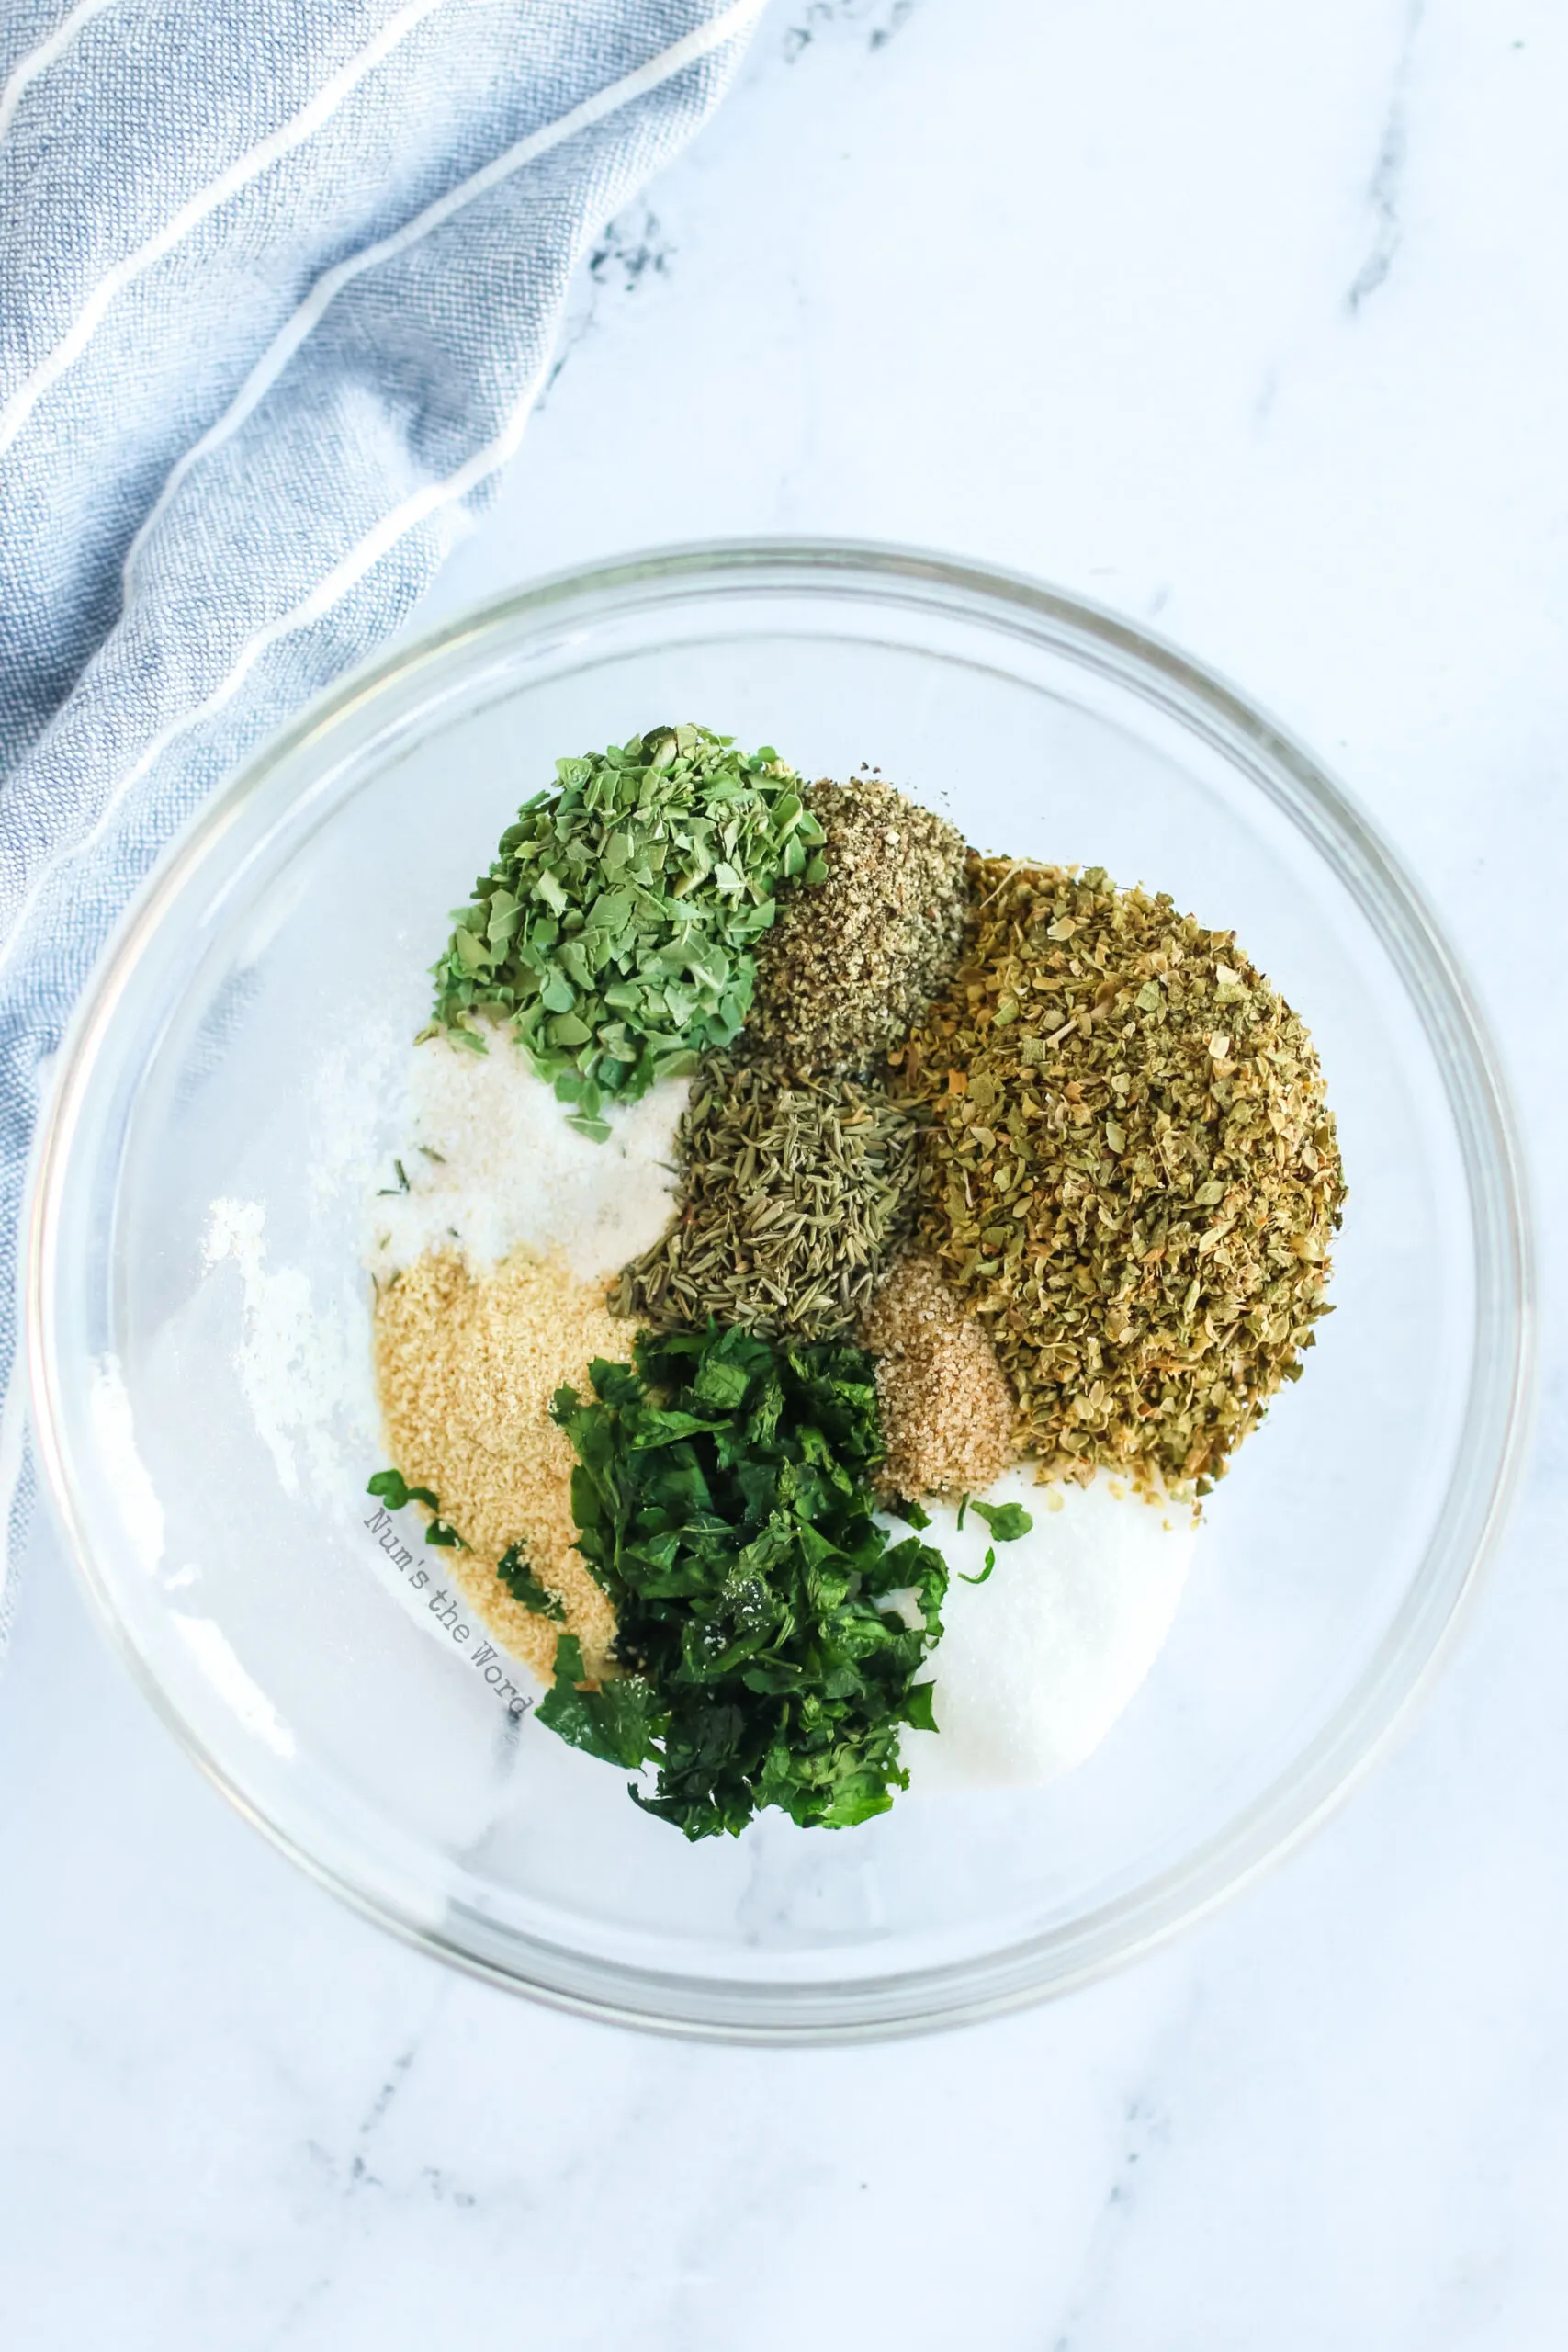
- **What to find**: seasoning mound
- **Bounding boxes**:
[615,1054,923,1341]
[899,859,1347,1492]
[365,726,1351,1840]
[900,1472,1197,1792]
[860,1253,1015,1498]
[367,1025,684,1283]
[427,725,823,1136]
[746,775,967,1079]
[546,1323,947,1838]
[373,1250,623,1683]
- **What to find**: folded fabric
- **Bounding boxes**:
[0,0,765,1649]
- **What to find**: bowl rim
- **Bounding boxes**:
[25,536,1537,2041]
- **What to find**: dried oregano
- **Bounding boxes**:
[425,725,824,1137]
[744,776,968,1079]
[897,859,1347,1492]
[615,1053,924,1340]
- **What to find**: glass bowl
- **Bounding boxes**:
[25,541,1532,2040]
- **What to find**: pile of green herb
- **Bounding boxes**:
[898,859,1346,1491]
[745,776,969,1079]
[538,1323,948,1838]
[615,1054,925,1340]
[425,725,825,1138]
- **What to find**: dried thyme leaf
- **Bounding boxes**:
[898,858,1348,1492]
[424,725,823,1124]
[615,1053,925,1341]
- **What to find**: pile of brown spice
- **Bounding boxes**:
[897,857,1347,1493]
[373,1249,622,1682]
[859,1252,1015,1498]
[615,1053,923,1340]
[746,775,968,1079]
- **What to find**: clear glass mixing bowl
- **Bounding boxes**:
[25,542,1532,2039]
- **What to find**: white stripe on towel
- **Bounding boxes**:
[0,368,545,1603]
[106,386,547,825]
[0,0,452,458]
[0,0,117,144]
[123,0,766,583]
[0,0,762,978]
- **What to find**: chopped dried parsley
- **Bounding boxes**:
[425,724,824,1137]
[543,1323,948,1838]
[615,1053,925,1340]
[898,859,1347,1492]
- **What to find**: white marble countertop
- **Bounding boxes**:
[5,4,1567,2344]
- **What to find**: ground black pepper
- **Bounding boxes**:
[745,775,967,1079]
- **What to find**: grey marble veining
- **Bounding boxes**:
[4,2,1567,2346]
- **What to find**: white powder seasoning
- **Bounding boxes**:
[367,1027,687,1284]
[203,1196,359,1503]
[899,1471,1198,1792]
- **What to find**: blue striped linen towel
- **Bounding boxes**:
[0,0,767,1650]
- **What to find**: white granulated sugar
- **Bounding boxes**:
[898,1471,1198,1792]
[366,1031,686,1284]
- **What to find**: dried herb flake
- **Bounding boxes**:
[425,725,824,1127]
